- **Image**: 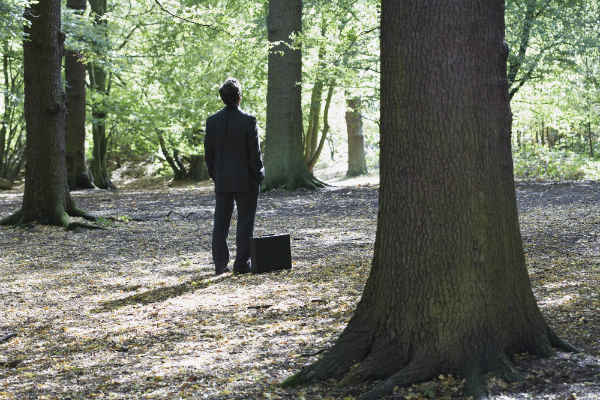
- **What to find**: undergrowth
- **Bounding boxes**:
[513,147,600,181]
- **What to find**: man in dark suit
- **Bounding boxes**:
[204,78,265,275]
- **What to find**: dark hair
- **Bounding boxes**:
[219,78,242,107]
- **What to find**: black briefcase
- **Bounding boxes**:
[251,234,292,273]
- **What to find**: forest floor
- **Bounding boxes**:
[0,173,599,400]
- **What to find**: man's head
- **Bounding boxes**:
[219,78,242,107]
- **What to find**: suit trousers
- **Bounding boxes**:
[212,190,259,272]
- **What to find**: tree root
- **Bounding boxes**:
[68,206,97,222]
[1,208,102,230]
[283,328,576,399]
[464,364,490,400]
[0,210,23,225]
[307,175,328,189]
[359,360,437,400]
[339,344,409,386]
[548,328,579,353]
[282,328,373,387]
[530,334,555,358]
[490,353,523,383]
[263,173,329,191]
[66,222,106,231]
[281,348,358,387]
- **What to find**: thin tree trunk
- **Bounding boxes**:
[304,76,324,164]
[283,2,574,399]
[0,43,8,176]
[345,96,368,177]
[1,0,92,226]
[588,121,594,158]
[541,127,546,147]
[88,0,114,190]
[65,0,94,190]
[507,0,536,100]
[307,83,334,172]
[304,23,327,165]
[263,0,323,190]
[157,130,187,180]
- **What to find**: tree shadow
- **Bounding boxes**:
[93,272,224,311]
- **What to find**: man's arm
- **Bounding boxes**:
[204,119,216,181]
[247,117,265,184]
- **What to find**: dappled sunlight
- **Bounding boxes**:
[2,183,599,398]
[539,293,578,307]
[0,185,375,399]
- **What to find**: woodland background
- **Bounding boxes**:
[0,0,599,186]
[1,1,600,399]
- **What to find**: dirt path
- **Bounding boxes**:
[0,181,598,399]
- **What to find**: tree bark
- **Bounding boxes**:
[88,0,114,190]
[1,0,92,226]
[283,2,574,399]
[65,0,94,190]
[345,96,367,177]
[263,0,323,190]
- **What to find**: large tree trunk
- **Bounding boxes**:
[263,0,323,190]
[345,96,367,177]
[284,2,574,399]
[1,0,91,226]
[65,0,94,190]
[88,0,114,190]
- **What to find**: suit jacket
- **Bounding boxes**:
[204,106,265,192]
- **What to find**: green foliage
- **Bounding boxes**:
[0,0,28,42]
[0,16,25,181]
[505,0,598,98]
[93,0,270,174]
[512,147,597,181]
[3,0,600,184]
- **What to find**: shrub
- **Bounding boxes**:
[513,147,587,181]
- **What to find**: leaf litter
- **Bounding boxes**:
[0,179,598,399]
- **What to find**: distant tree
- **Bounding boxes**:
[0,39,25,183]
[345,96,367,177]
[283,1,575,399]
[303,19,332,173]
[1,0,92,226]
[263,0,323,189]
[65,0,94,190]
[0,0,27,183]
[302,0,377,173]
[88,0,115,189]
